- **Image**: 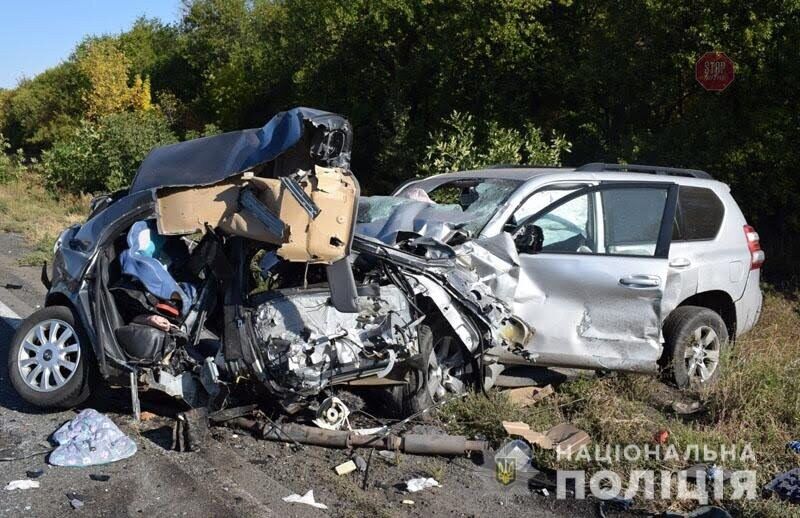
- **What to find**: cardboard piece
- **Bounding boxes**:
[505,384,554,407]
[334,460,357,475]
[502,421,591,455]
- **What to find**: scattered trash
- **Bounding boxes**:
[653,429,670,444]
[334,460,357,475]
[682,463,731,482]
[49,409,137,467]
[138,411,157,422]
[504,385,554,407]
[25,469,44,479]
[787,440,800,454]
[406,477,441,493]
[89,474,110,482]
[502,421,590,455]
[597,496,633,518]
[671,400,703,415]
[4,480,39,490]
[763,467,800,503]
[352,426,388,436]
[312,397,350,431]
[282,489,328,509]
[402,499,415,505]
[353,455,367,472]
[541,488,549,496]
[663,505,733,518]
[66,492,84,509]
[4,283,23,290]
[378,450,396,461]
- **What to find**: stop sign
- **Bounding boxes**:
[695,52,735,92]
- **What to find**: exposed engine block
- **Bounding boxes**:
[253,284,416,392]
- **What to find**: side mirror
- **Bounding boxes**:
[514,223,544,254]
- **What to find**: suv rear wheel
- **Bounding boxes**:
[662,306,728,389]
[8,306,93,408]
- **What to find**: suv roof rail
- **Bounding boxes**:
[485,164,563,169]
[576,162,713,179]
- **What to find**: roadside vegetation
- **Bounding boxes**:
[439,289,800,516]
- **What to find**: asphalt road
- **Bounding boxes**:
[0,232,597,517]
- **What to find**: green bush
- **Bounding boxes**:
[42,110,177,193]
[419,111,572,177]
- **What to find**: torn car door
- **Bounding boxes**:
[511,182,678,372]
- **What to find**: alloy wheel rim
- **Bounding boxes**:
[17,319,81,392]
[684,325,720,384]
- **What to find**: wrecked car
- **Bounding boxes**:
[7,107,530,419]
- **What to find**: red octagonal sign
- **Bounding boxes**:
[695,52,735,92]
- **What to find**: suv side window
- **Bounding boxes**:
[524,185,671,257]
[673,186,724,241]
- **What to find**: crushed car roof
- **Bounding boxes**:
[129,107,351,193]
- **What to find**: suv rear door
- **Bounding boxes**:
[511,182,679,372]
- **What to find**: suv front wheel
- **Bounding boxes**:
[661,306,728,389]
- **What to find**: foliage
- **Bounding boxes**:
[76,39,153,119]
[42,111,177,193]
[0,0,799,277]
[420,111,571,176]
[0,133,14,182]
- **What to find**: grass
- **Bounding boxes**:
[439,290,800,516]
[0,172,90,265]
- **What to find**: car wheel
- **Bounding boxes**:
[7,306,93,408]
[662,306,728,389]
[393,324,469,416]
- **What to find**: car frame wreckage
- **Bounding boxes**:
[8,107,534,452]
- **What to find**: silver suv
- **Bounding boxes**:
[392,163,764,388]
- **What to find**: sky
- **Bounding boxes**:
[0,1,182,89]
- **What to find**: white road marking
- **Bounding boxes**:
[0,298,22,329]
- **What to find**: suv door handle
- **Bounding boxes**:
[619,275,661,288]
[669,257,692,268]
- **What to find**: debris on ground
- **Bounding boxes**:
[502,421,590,455]
[4,479,40,490]
[787,440,800,454]
[378,450,396,461]
[596,496,633,517]
[664,505,733,518]
[25,469,44,479]
[653,429,670,444]
[763,468,800,503]
[66,492,84,509]
[138,411,158,422]
[4,282,23,289]
[49,409,137,467]
[671,400,704,415]
[402,499,415,505]
[89,474,110,482]
[312,396,351,431]
[334,460,357,475]
[504,385,554,407]
[282,489,328,509]
[353,455,367,472]
[406,477,441,493]
[683,464,711,481]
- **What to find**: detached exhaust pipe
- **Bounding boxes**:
[228,418,486,456]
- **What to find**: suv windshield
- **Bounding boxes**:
[357,178,522,241]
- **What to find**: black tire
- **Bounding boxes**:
[661,305,728,389]
[8,305,93,408]
[391,324,435,417]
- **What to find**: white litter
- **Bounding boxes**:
[4,480,40,491]
[406,477,441,492]
[282,489,328,509]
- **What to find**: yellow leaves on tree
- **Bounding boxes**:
[78,40,152,118]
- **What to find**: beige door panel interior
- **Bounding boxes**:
[155,166,359,264]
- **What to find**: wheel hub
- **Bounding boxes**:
[16,319,81,393]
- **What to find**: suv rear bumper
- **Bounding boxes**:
[734,268,762,338]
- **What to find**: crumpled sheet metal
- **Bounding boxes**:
[49,409,137,467]
[356,196,471,244]
[453,233,521,302]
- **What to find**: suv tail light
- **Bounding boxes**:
[744,225,765,270]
